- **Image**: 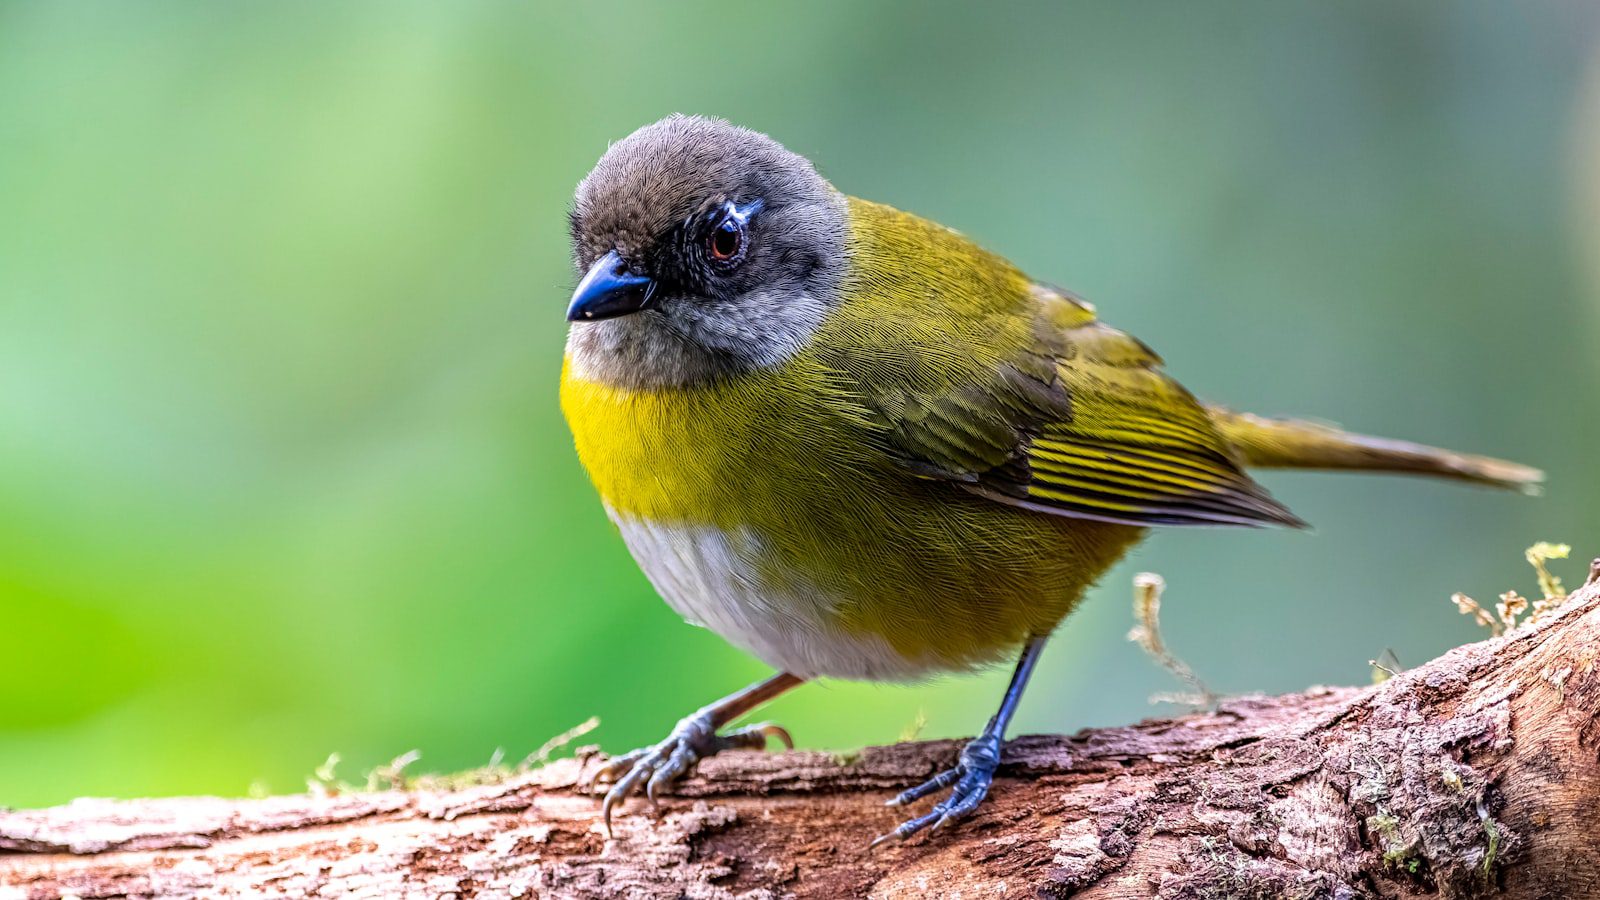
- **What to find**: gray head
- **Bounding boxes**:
[565,115,847,388]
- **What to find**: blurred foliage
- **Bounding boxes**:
[0,2,1597,807]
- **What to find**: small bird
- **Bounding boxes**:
[559,115,1541,844]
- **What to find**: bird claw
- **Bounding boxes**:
[754,722,795,751]
[870,732,1003,848]
[588,712,790,838]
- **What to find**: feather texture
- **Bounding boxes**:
[827,199,1305,530]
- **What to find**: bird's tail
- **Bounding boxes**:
[1208,407,1544,493]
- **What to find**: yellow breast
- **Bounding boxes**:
[559,354,856,528]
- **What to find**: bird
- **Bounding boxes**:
[558,114,1542,845]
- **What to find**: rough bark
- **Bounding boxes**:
[3,570,1598,900]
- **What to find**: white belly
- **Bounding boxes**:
[609,510,935,681]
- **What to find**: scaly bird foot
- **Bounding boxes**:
[871,731,1003,848]
[585,712,792,838]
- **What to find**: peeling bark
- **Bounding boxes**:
[3,573,1599,899]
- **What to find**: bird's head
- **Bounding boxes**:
[566,115,847,388]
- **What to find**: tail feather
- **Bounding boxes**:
[1208,407,1544,493]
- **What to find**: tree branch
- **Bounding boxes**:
[5,569,1599,899]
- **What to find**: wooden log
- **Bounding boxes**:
[4,569,1598,899]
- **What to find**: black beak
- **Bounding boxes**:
[567,250,655,321]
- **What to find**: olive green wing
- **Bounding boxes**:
[986,305,1305,528]
[851,285,1305,529]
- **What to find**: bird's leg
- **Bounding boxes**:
[872,635,1048,847]
[586,671,803,836]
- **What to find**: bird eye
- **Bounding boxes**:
[703,200,759,270]
[709,216,743,263]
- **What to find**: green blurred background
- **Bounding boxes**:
[2,2,1597,807]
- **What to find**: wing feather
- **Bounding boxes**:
[968,315,1304,528]
[831,199,1302,529]
[877,307,1305,529]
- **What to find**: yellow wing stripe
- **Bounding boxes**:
[1030,445,1234,493]
[1024,460,1294,519]
[1029,454,1228,496]
[1034,439,1241,486]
